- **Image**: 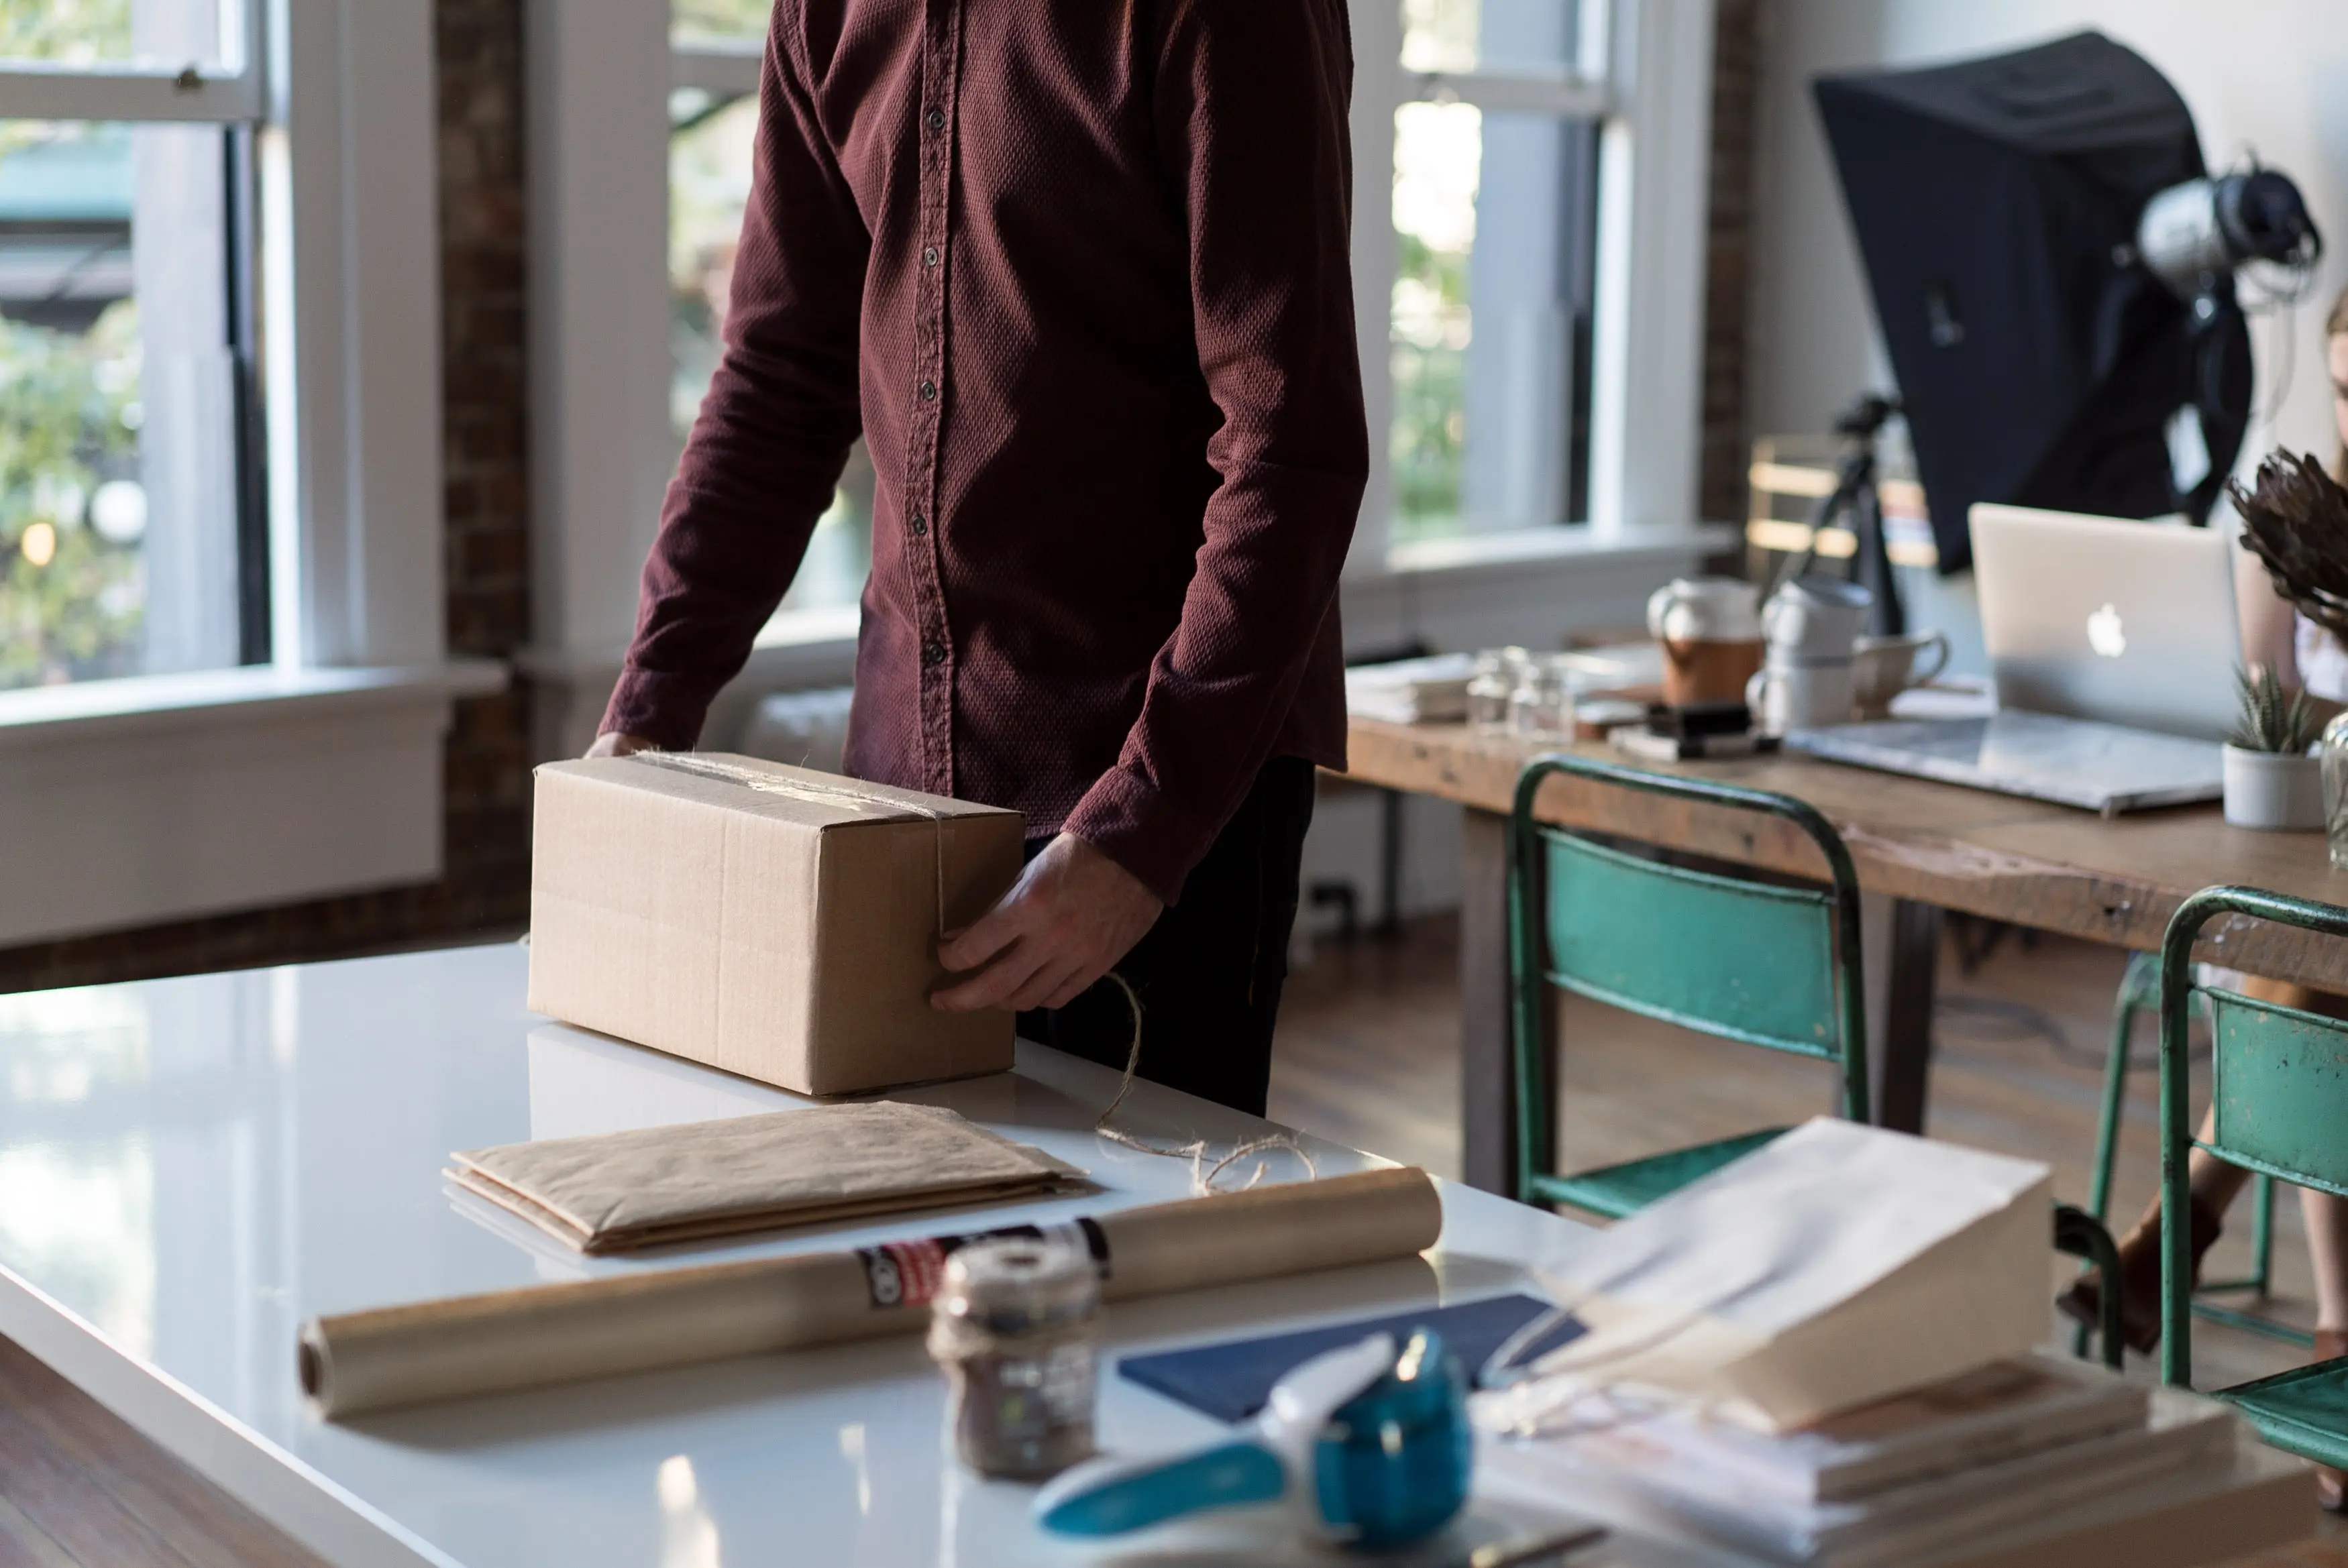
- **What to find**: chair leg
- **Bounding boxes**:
[2075,981,2141,1358]
[2055,1205,2126,1371]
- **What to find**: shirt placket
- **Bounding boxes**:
[904,0,962,798]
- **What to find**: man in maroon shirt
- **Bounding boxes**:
[591,0,1367,1115]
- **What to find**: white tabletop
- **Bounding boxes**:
[0,943,2305,1568]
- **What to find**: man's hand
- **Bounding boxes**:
[586,731,657,759]
[932,833,1163,1013]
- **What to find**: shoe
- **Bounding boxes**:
[2316,1329,2347,1513]
[2055,1194,2224,1356]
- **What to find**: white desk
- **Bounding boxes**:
[0,944,2312,1567]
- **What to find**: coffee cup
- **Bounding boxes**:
[1746,659,1856,737]
[1761,574,1873,661]
[1850,630,1952,718]
[1646,577,1764,708]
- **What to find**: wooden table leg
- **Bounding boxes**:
[1461,807,1551,1197]
[1878,898,1943,1133]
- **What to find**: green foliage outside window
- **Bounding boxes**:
[672,0,771,44]
[0,0,129,63]
[0,302,144,687]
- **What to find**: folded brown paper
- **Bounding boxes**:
[448,1103,1087,1253]
[301,1164,1443,1419]
[528,754,1024,1097]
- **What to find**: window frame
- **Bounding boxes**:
[0,0,501,945]
[1349,0,1716,567]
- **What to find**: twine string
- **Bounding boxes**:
[1093,972,1316,1194]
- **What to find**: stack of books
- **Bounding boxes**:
[1483,1353,2239,1567]
[1343,653,1477,724]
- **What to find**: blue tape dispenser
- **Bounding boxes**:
[1033,1327,1473,1549]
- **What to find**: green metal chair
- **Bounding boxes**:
[1505,754,1873,1219]
[1507,753,2127,1371]
[2159,887,2348,1466]
[2081,951,2301,1355]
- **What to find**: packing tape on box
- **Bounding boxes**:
[629,752,955,932]
[299,1164,1442,1420]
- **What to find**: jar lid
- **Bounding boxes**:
[938,1238,1099,1334]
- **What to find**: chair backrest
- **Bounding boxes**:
[1506,754,1872,1193]
[2159,886,2348,1386]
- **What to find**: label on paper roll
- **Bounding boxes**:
[857,1217,1110,1309]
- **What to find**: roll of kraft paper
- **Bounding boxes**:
[301,1165,1441,1419]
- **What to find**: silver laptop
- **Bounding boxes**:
[1786,504,2237,813]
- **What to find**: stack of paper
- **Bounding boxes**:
[447,1103,1086,1253]
[1483,1353,2239,1567]
[1344,653,1478,724]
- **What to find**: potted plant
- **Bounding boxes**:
[2224,667,2325,830]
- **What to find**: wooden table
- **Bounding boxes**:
[1345,718,2348,1195]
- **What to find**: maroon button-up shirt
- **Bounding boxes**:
[601,0,1367,903]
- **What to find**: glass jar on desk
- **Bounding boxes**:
[1468,648,1524,733]
[2323,710,2348,869]
[1507,655,1576,740]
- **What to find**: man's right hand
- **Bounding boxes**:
[586,732,657,759]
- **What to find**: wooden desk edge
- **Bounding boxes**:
[1340,718,2348,992]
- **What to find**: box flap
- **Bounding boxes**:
[535,754,1020,834]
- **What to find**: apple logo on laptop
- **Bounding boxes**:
[2086,603,2127,659]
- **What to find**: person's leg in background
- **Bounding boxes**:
[1018,758,1318,1117]
[2060,974,2348,1510]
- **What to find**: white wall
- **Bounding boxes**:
[1749,1,2348,465]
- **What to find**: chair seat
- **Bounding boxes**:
[2216,1355,2348,1469]
[1528,1127,1789,1220]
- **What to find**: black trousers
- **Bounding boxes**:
[1017,757,1317,1117]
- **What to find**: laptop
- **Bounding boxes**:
[1786,505,2238,813]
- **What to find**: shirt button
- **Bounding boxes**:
[925,107,946,132]
[919,380,937,401]
[921,640,946,667]
[922,245,939,267]
[908,512,928,537]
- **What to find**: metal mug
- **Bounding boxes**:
[1850,630,1952,718]
[1760,574,1874,662]
[1745,658,1856,737]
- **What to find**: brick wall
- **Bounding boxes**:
[1701,0,1761,528]
[0,0,535,993]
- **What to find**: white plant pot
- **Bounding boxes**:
[2222,745,2326,831]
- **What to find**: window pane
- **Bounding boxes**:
[670,91,870,616]
[0,0,230,70]
[672,0,770,46]
[1391,103,1599,541]
[0,121,246,687]
[1402,0,1587,76]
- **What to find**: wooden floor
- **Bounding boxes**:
[1,916,2339,1563]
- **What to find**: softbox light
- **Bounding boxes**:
[1815,31,2250,573]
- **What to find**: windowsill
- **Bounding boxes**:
[1379,520,1737,579]
[0,660,509,752]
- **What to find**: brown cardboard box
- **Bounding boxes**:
[528,754,1024,1096]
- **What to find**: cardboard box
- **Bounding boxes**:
[528,754,1024,1095]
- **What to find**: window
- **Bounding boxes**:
[1381,0,1607,542]
[670,0,871,620]
[0,2,265,687]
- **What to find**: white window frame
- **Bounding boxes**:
[0,0,501,947]
[522,0,1726,758]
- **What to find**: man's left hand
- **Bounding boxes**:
[932,833,1163,1013]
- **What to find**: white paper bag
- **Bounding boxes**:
[1495,1119,2051,1434]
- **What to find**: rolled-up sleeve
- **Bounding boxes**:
[1059,0,1367,903]
[600,14,869,750]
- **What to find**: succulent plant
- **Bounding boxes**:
[2230,664,2320,754]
